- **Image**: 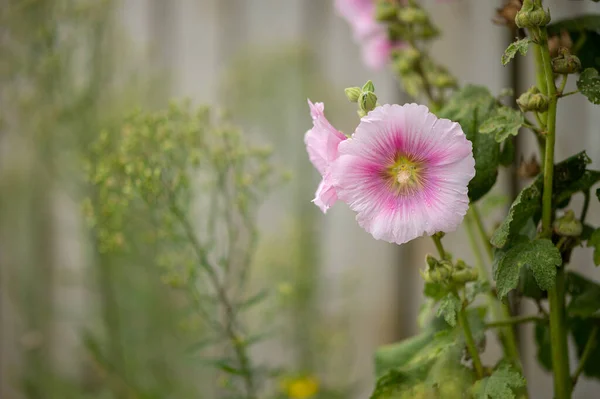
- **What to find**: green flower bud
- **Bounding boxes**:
[515,0,550,28]
[551,47,581,75]
[362,80,375,93]
[419,269,432,283]
[397,7,428,25]
[517,86,549,112]
[375,0,397,22]
[430,72,457,89]
[426,254,438,269]
[451,267,479,284]
[359,91,378,114]
[553,210,583,237]
[344,87,362,103]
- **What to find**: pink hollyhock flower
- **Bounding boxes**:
[334,0,401,71]
[331,104,475,245]
[304,100,347,213]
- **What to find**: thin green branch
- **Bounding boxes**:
[572,325,599,386]
[581,191,590,224]
[431,234,446,258]
[485,314,546,329]
[557,74,568,95]
[458,292,485,379]
[558,89,580,98]
[471,205,493,260]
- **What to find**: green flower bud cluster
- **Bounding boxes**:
[515,0,551,29]
[421,255,478,286]
[551,47,581,75]
[517,86,549,112]
[345,80,378,117]
[553,210,583,237]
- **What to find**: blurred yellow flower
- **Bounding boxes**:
[282,375,319,399]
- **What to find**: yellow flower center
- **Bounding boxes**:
[386,155,424,194]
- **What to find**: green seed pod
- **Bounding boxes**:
[551,47,581,75]
[517,86,549,112]
[375,0,397,22]
[553,210,583,237]
[397,7,428,25]
[344,87,362,103]
[515,1,550,28]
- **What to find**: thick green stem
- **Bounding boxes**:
[458,301,485,379]
[548,269,572,398]
[536,24,572,399]
[572,325,598,386]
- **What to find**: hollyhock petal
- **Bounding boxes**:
[332,104,475,245]
[304,100,347,213]
[313,175,338,213]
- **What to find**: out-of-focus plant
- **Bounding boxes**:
[84,102,280,398]
[222,44,357,398]
[324,1,600,398]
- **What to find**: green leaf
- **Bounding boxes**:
[375,331,437,378]
[494,238,561,299]
[571,318,600,379]
[502,38,531,65]
[587,228,600,266]
[466,280,491,303]
[479,107,524,143]
[438,85,500,202]
[423,281,447,300]
[534,322,552,371]
[554,170,600,208]
[437,292,461,326]
[491,152,591,248]
[370,368,424,399]
[548,16,600,71]
[577,68,600,105]
[499,139,515,166]
[472,365,526,399]
[490,182,542,249]
[566,272,600,317]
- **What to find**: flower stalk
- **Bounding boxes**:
[535,23,572,399]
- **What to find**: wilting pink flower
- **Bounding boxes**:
[331,104,475,245]
[304,100,347,213]
[334,0,401,70]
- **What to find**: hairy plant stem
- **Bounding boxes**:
[535,25,572,399]
[572,325,598,386]
[458,295,485,379]
[465,211,523,374]
[431,235,485,379]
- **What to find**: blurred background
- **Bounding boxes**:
[1,0,599,398]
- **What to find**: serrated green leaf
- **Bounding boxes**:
[437,292,461,326]
[494,238,561,299]
[577,68,600,105]
[548,16,600,71]
[375,331,436,378]
[502,38,531,65]
[491,152,591,248]
[438,85,500,202]
[472,365,526,399]
[587,228,600,266]
[479,107,524,143]
[566,272,600,317]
